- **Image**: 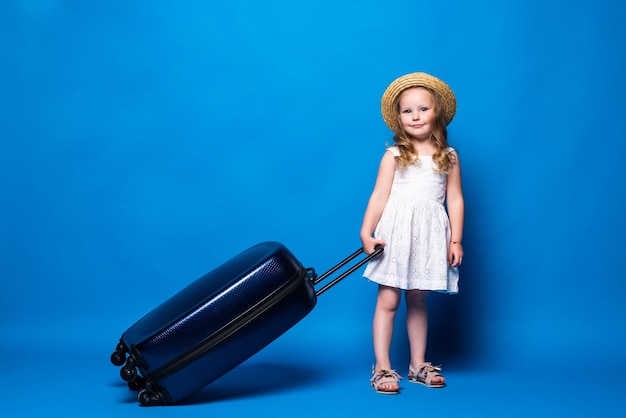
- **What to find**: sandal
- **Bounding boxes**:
[408,362,446,388]
[370,368,402,394]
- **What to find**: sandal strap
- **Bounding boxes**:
[371,368,402,386]
[409,362,443,384]
[419,362,442,373]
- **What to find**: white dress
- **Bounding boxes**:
[363,146,459,293]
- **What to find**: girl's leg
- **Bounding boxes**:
[372,285,401,391]
[405,289,445,385]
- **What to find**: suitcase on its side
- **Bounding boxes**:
[110,241,381,406]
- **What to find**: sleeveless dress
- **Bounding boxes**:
[363,146,459,293]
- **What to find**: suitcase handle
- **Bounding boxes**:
[312,245,384,296]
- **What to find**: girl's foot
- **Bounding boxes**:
[408,362,446,388]
[371,368,402,394]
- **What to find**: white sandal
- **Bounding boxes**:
[370,368,402,394]
[408,362,446,388]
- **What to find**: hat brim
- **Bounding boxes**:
[381,72,456,131]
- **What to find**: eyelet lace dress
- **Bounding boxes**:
[363,146,459,293]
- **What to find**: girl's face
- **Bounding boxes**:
[397,87,436,140]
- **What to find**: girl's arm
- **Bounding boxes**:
[446,150,464,267]
[360,150,396,254]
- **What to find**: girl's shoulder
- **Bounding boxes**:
[387,145,456,155]
[386,145,401,157]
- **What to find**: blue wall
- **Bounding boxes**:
[1,0,625,408]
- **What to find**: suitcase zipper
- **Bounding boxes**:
[145,269,310,382]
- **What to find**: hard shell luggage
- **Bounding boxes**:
[110,241,382,406]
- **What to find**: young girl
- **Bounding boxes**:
[360,72,464,394]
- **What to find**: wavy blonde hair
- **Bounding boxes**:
[389,87,456,173]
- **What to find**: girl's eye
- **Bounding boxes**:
[402,109,411,114]
[420,107,429,112]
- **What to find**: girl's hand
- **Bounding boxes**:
[362,236,385,255]
[448,242,464,267]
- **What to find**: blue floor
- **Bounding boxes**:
[2,316,624,418]
[4,2,626,416]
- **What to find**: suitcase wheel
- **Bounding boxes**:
[127,375,146,391]
[120,364,137,381]
[110,340,128,366]
[138,386,166,406]
[110,350,126,366]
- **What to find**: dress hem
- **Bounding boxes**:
[364,276,458,294]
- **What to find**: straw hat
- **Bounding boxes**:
[381,72,456,131]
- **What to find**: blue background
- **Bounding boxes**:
[1,0,625,416]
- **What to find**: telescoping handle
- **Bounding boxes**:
[313,246,384,296]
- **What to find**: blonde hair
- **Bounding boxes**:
[390,87,456,173]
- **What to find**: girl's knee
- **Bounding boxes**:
[405,289,428,308]
[377,286,401,311]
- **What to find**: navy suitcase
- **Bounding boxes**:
[110,241,382,406]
